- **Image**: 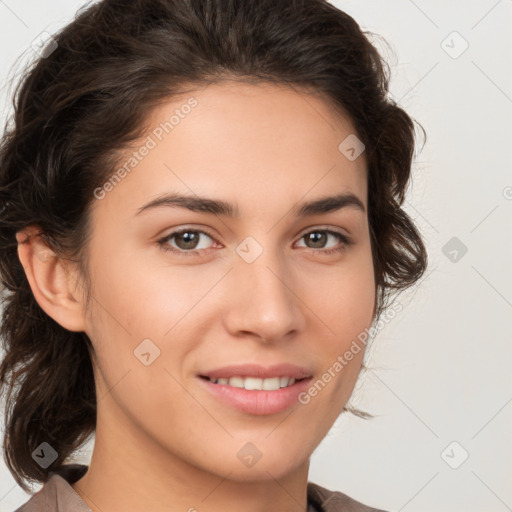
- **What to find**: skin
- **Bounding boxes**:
[16,81,376,512]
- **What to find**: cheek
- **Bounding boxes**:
[308,246,375,342]
[83,251,192,424]
[307,245,375,397]
[87,238,201,337]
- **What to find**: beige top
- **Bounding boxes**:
[13,464,388,512]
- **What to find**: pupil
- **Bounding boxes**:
[308,232,325,248]
[178,232,198,249]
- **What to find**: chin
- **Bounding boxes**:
[206,446,308,482]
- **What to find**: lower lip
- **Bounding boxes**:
[198,376,313,415]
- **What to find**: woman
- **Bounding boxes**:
[0,0,427,511]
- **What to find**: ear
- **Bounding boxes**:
[15,226,87,332]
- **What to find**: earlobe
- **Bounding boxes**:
[15,226,87,333]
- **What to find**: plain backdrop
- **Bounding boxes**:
[0,1,511,511]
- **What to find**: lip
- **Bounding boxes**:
[198,363,313,380]
[197,375,313,415]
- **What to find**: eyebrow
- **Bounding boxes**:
[134,191,366,218]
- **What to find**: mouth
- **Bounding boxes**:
[199,375,308,391]
[197,374,313,415]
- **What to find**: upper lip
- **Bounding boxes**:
[199,363,313,380]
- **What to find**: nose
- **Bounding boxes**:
[222,243,306,345]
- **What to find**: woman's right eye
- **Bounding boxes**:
[157,229,218,257]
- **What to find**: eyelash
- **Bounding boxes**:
[156,227,353,258]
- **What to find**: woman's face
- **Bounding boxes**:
[79,81,375,481]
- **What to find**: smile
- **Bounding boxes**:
[203,375,301,391]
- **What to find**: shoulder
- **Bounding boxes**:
[13,464,90,512]
[14,466,389,512]
[307,481,391,512]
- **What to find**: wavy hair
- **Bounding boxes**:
[0,0,427,492]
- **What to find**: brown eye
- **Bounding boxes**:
[157,229,217,256]
[173,231,201,250]
[304,231,329,249]
[296,229,352,254]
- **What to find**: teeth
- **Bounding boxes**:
[262,377,281,390]
[207,376,297,390]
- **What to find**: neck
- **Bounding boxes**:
[72,400,311,512]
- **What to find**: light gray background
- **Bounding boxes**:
[0,1,511,511]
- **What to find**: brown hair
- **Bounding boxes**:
[0,0,427,492]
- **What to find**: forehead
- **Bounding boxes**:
[145,80,360,154]
[92,80,368,220]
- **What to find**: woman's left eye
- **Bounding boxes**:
[295,230,352,254]
[157,228,352,257]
